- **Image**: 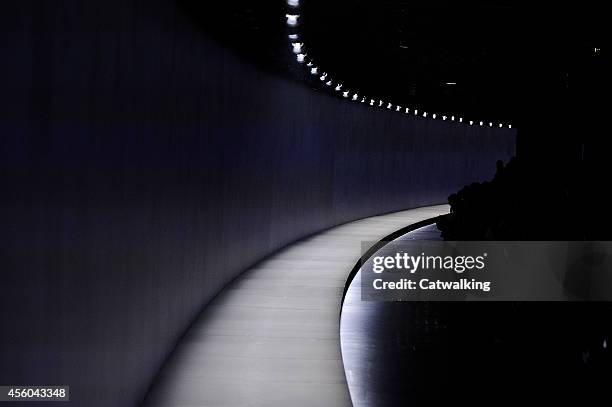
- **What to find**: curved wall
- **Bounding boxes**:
[0,1,515,406]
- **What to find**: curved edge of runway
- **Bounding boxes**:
[143,205,449,407]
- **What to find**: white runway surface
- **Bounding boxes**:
[144,205,449,407]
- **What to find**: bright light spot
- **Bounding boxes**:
[352,94,359,100]
[310,67,318,74]
[451,116,455,121]
[286,14,299,26]
[287,0,300,7]
[387,103,392,109]
[508,124,512,129]
[370,99,375,106]
[423,112,428,117]
[489,122,493,127]
[414,109,418,115]
[442,115,447,121]
[296,53,305,63]
[446,82,457,85]
[396,106,401,112]
[343,91,349,97]
[405,108,410,114]
[291,43,303,54]
[319,73,327,81]
[432,114,437,119]
[479,121,484,126]
[459,118,463,123]
[470,121,474,125]
[325,80,332,86]
[288,34,299,40]
[335,84,343,91]
[379,100,383,107]
[499,123,503,128]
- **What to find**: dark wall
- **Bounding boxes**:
[0,1,515,406]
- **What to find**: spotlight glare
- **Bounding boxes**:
[287,0,300,7]
[291,43,303,54]
[288,34,299,40]
[286,14,299,26]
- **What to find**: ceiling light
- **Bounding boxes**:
[286,14,299,26]
[291,43,303,54]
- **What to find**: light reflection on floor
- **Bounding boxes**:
[340,224,612,407]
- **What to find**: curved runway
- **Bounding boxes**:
[144,205,448,407]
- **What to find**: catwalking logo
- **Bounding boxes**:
[372,252,487,274]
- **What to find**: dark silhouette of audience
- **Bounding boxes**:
[437,156,603,240]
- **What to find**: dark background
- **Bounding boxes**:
[0,1,513,406]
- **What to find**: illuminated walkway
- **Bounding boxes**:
[144,205,448,407]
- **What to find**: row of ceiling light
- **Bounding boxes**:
[284,1,512,129]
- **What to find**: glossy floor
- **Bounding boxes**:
[341,225,612,407]
[143,205,449,407]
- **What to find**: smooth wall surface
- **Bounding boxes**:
[0,1,515,406]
